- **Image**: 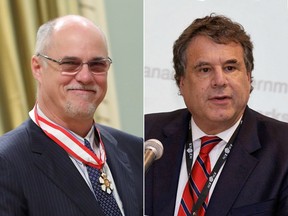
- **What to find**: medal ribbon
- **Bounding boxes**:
[33,104,106,169]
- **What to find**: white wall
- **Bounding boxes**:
[144,0,288,123]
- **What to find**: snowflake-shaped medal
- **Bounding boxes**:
[99,172,114,194]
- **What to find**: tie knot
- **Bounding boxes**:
[200,136,221,155]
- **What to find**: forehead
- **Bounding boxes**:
[186,35,244,63]
[47,19,108,57]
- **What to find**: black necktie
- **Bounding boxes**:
[84,139,122,216]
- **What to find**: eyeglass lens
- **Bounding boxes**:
[60,58,111,73]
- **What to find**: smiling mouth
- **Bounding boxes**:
[68,89,97,95]
[69,87,96,92]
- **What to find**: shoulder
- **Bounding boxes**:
[246,108,288,132]
[145,108,190,136]
[96,124,142,145]
[96,124,143,157]
[0,119,39,172]
[243,107,288,151]
[96,124,143,175]
[145,108,190,125]
[0,120,32,154]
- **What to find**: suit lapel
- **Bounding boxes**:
[98,125,138,216]
[152,110,191,215]
[28,120,105,216]
[206,107,261,215]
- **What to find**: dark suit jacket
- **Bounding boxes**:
[0,119,143,216]
[145,107,288,216]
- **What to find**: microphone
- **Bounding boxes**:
[144,139,164,173]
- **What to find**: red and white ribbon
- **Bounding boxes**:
[31,104,106,169]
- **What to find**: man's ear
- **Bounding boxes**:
[179,76,185,95]
[31,55,42,82]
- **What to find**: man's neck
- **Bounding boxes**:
[36,104,94,138]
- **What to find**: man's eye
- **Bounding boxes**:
[61,61,79,65]
[90,61,105,67]
[200,68,210,73]
[89,61,109,72]
[225,66,236,72]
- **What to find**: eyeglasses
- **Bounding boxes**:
[37,53,112,75]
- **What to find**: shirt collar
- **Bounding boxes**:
[191,116,242,143]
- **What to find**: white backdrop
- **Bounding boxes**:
[144,0,288,123]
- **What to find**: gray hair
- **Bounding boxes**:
[34,19,57,54]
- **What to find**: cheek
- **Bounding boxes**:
[85,76,108,100]
[236,75,251,93]
[44,76,71,96]
[181,80,204,103]
[180,76,191,95]
[183,77,206,95]
[96,76,108,89]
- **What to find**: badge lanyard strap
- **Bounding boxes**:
[185,120,243,215]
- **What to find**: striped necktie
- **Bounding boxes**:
[178,136,221,216]
[84,139,122,216]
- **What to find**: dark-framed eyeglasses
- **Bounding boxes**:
[37,53,112,75]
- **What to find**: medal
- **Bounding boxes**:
[31,104,114,194]
[99,171,113,194]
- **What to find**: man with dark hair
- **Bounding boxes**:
[145,14,288,215]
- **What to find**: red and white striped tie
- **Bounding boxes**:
[178,136,221,216]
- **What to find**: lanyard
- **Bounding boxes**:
[185,120,243,215]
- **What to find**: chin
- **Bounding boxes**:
[208,112,233,123]
[65,102,96,119]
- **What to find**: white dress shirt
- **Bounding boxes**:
[173,117,242,215]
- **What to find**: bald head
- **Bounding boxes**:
[34,15,107,55]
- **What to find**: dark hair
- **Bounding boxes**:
[173,14,254,89]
